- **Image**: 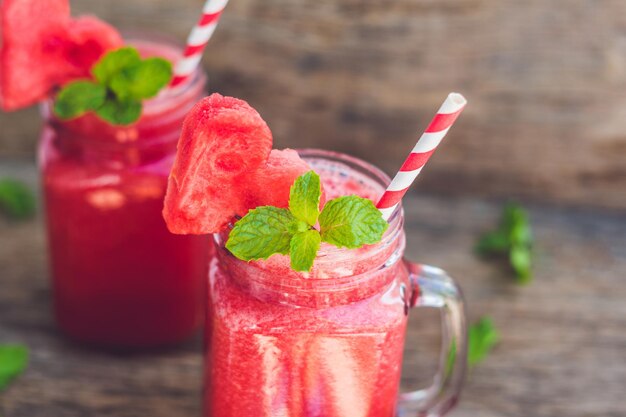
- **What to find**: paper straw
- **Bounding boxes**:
[376,93,467,221]
[170,0,229,88]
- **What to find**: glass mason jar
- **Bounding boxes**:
[204,150,468,417]
[38,38,210,349]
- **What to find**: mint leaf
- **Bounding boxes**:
[53,81,107,120]
[0,345,28,391]
[92,47,141,85]
[96,99,142,126]
[290,230,321,272]
[506,207,532,247]
[226,206,298,261]
[476,203,533,284]
[445,339,457,378]
[289,170,321,226]
[0,178,36,220]
[468,317,499,368]
[53,47,173,126]
[319,195,388,249]
[475,231,509,255]
[110,57,173,101]
[225,172,389,271]
[510,245,532,284]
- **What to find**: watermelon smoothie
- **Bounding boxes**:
[204,150,411,417]
[39,39,210,348]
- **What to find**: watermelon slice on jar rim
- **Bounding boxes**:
[163,94,324,235]
[0,0,122,111]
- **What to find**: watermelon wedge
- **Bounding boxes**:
[163,94,273,234]
[243,149,325,210]
[55,16,123,85]
[0,0,122,110]
[0,0,69,110]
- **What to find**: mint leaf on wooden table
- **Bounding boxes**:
[0,345,28,391]
[319,196,388,249]
[468,317,499,368]
[226,171,388,272]
[445,339,457,377]
[475,231,509,255]
[0,178,36,220]
[510,245,532,284]
[476,203,534,284]
[54,46,173,126]
[444,316,500,374]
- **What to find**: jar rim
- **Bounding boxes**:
[213,149,406,302]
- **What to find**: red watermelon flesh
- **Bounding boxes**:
[1,0,69,110]
[242,148,326,210]
[54,16,123,85]
[163,94,273,235]
[0,0,122,111]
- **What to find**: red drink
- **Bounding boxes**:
[39,39,210,348]
[163,95,467,416]
[204,151,410,416]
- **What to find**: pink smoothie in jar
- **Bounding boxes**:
[39,38,211,348]
[204,150,411,417]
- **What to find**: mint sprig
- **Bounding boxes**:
[445,316,499,375]
[476,203,534,284]
[54,47,173,126]
[0,344,29,391]
[226,171,388,272]
[468,316,499,368]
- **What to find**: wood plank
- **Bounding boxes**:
[1,161,625,417]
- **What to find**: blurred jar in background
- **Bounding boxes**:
[38,38,210,349]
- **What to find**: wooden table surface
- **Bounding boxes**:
[1,161,625,417]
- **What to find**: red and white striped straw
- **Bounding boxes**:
[170,0,230,88]
[376,93,467,221]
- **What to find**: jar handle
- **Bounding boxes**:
[398,261,468,417]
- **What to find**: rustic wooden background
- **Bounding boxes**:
[2,0,626,209]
